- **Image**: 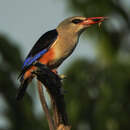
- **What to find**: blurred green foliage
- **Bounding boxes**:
[64,59,130,130]
[64,0,130,129]
[0,35,48,130]
[0,0,130,130]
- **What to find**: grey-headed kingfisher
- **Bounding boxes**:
[17,16,107,100]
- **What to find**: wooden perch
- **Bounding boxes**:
[37,81,55,130]
[32,62,71,130]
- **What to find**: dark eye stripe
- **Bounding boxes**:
[72,19,83,24]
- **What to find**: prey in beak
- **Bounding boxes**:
[81,17,108,27]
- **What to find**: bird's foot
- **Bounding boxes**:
[59,74,67,79]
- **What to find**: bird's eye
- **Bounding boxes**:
[72,19,83,24]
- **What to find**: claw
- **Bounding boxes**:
[59,74,67,79]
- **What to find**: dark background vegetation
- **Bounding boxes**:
[0,0,130,130]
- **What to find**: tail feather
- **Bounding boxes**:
[16,79,29,100]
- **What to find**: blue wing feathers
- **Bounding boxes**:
[22,49,48,68]
[18,29,58,80]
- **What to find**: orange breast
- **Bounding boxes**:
[38,48,55,65]
[23,48,55,80]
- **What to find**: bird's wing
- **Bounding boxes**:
[18,29,58,79]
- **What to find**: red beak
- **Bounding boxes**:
[82,16,108,25]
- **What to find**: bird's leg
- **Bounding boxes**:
[59,74,67,79]
[33,62,66,80]
[52,69,66,80]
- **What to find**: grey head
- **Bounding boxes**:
[56,16,107,36]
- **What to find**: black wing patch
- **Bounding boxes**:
[18,29,58,80]
[27,29,58,58]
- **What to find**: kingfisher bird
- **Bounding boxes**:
[17,16,107,100]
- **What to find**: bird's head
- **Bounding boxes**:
[57,16,107,35]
